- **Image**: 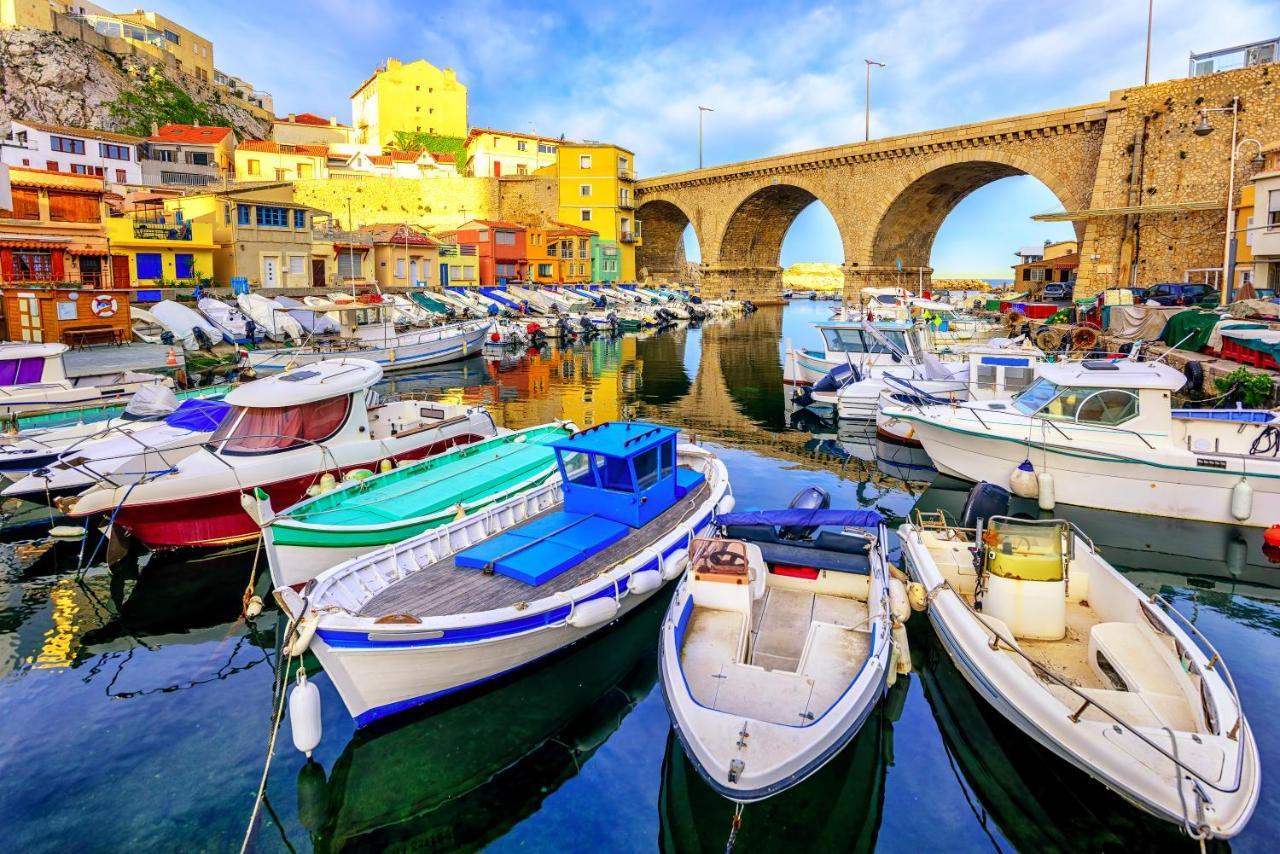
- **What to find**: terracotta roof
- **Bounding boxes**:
[275,113,350,128]
[360,223,440,246]
[238,139,328,156]
[551,221,597,237]
[464,127,570,146]
[462,219,526,231]
[147,124,233,144]
[431,152,456,164]
[12,119,143,145]
[6,166,105,192]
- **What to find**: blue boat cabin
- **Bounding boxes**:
[455,422,698,586]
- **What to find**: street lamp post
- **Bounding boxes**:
[864,59,885,142]
[1144,0,1153,85]
[1193,97,1265,303]
[698,106,714,169]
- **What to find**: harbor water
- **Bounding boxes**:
[1,301,1276,852]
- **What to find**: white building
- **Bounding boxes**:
[1,119,145,187]
[333,149,456,179]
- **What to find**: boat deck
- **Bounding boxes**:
[358,481,709,619]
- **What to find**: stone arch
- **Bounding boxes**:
[636,198,699,283]
[867,150,1082,271]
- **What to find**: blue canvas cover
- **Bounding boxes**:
[455,511,628,585]
[163,399,232,432]
[716,509,884,529]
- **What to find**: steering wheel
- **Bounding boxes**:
[711,549,746,567]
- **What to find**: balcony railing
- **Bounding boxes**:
[134,221,192,241]
[618,168,635,180]
[313,228,373,245]
[619,231,638,243]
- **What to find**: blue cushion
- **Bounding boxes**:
[675,468,705,499]
[455,511,629,586]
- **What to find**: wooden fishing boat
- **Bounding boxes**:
[899,499,1259,839]
[659,501,910,802]
[277,422,732,726]
[258,422,576,587]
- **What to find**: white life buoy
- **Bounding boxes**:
[90,294,118,318]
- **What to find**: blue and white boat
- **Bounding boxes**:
[244,317,492,373]
[278,422,732,726]
[659,498,910,802]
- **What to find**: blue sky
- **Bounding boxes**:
[147,0,1277,276]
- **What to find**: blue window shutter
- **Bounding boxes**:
[175,253,194,279]
[136,253,163,279]
[294,209,306,229]
[237,204,251,225]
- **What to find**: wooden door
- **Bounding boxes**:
[311,258,325,287]
[111,255,130,288]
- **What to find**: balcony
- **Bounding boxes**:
[618,195,635,210]
[618,168,635,181]
[619,231,638,243]
[133,221,192,241]
[313,228,373,246]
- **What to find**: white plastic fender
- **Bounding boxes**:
[661,548,689,581]
[907,582,928,612]
[566,597,620,628]
[627,569,662,596]
[245,595,264,619]
[318,473,337,494]
[48,525,85,540]
[289,617,318,657]
[289,669,322,758]
[889,579,911,623]
[892,622,913,674]
[717,493,736,514]
[1231,478,1253,522]
[1009,462,1039,499]
[1037,471,1056,511]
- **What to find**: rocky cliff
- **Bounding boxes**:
[0,27,269,139]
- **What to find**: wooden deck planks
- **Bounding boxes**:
[359,482,711,619]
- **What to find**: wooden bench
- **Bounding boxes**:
[65,326,127,349]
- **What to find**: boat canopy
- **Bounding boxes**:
[1033,360,1186,391]
[225,359,382,408]
[716,509,884,529]
[163,398,233,431]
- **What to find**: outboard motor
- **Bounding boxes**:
[792,362,861,407]
[780,486,831,541]
[557,315,574,339]
[607,311,619,329]
[960,482,1012,530]
[192,325,213,351]
[579,315,596,336]
[743,300,758,313]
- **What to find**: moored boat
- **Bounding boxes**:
[899,495,1259,838]
[244,315,492,373]
[0,341,174,417]
[259,421,575,587]
[276,422,731,726]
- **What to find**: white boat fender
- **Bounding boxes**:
[1037,470,1056,511]
[886,644,899,687]
[627,569,662,596]
[566,597,619,629]
[1231,478,1253,522]
[379,459,393,473]
[888,579,912,623]
[244,594,264,619]
[661,548,689,581]
[289,617,318,657]
[344,468,374,483]
[892,622,913,675]
[907,582,928,612]
[49,525,85,540]
[717,493,736,515]
[1009,459,1039,499]
[289,669,322,758]
[318,472,337,494]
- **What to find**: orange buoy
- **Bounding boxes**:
[1265,525,1280,548]
[166,347,177,366]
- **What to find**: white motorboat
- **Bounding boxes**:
[0,342,174,418]
[900,500,1259,838]
[660,501,909,802]
[244,314,492,373]
[274,295,341,336]
[883,359,1280,526]
[66,358,498,549]
[237,292,305,342]
[148,300,224,349]
[784,321,928,386]
[274,423,731,726]
[197,296,255,344]
[3,397,232,504]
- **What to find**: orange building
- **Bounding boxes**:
[0,167,111,287]
[528,222,595,284]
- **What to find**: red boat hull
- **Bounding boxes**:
[110,434,485,550]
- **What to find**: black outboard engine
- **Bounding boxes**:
[606,311,619,329]
[579,315,596,336]
[192,325,213,350]
[960,482,1011,530]
[792,362,860,408]
[780,486,831,541]
[557,315,574,338]
[743,300,758,313]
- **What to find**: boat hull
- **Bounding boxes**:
[246,321,492,373]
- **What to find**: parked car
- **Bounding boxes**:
[1139,282,1216,307]
[1042,282,1074,300]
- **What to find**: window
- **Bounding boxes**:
[497,263,516,278]
[581,209,591,222]
[288,255,305,275]
[1021,268,1031,281]
[275,169,287,181]
[175,253,195,279]
[538,143,555,155]
[298,162,313,179]
[70,164,104,177]
[538,263,553,277]
[395,258,405,277]
[100,143,130,161]
[1029,268,1046,282]
[516,164,528,175]
[633,447,660,489]
[155,149,176,163]
[1269,190,1280,228]
[50,136,85,154]
[256,206,289,227]
[185,151,211,166]
[0,356,45,383]
[163,29,180,44]
[294,209,307,229]
[115,169,127,182]
[450,264,462,279]
[135,253,163,279]
[579,155,591,168]
[246,159,261,176]
[11,252,52,281]
[517,140,527,151]
[48,192,99,222]
[337,252,362,279]
[579,239,589,258]
[2,188,40,220]
[46,160,58,171]
[579,184,591,197]
[495,229,516,246]
[237,204,251,225]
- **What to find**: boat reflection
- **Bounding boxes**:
[658,676,909,853]
[298,589,667,852]
[910,622,1220,851]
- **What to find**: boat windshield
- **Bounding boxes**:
[1012,380,1141,424]
[210,395,351,454]
[822,327,907,354]
[1011,378,1062,414]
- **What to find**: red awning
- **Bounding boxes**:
[332,243,371,253]
[67,247,109,256]
[0,240,67,250]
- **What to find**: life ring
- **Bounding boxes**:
[90,294,118,318]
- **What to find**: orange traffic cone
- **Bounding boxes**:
[166,347,178,367]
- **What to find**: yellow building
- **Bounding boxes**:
[542,143,640,281]
[104,207,216,286]
[361,223,441,288]
[235,140,328,182]
[351,58,468,146]
[1,0,53,29]
[114,8,214,82]
[1234,143,1280,293]
[464,128,560,177]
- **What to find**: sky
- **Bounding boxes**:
[146,0,1278,277]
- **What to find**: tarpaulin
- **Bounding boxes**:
[716,509,884,528]
[1107,304,1185,342]
[1160,310,1225,351]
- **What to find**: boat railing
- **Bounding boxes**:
[909,519,1248,800]
[912,510,1096,554]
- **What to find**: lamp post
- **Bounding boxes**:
[864,59,885,142]
[1144,0,1153,85]
[698,106,714,169]
[1193,98,1265,303]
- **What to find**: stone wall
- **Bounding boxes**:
[1075,65,1279,296]
[496,175,559,226]
[291,175,499,232]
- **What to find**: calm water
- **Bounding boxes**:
[1,301,1277,852]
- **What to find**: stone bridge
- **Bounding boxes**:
[636,66,1280,302]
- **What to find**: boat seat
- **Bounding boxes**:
[754,540,870,575]
[675,468,705,499]
[1045,685,1199,732]
[455,511,627,585]
[750,589,813,671]
[1089,622,1183,697]
[801,623,871,719]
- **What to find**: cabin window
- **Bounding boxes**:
[0,357,45,385]
[211,395,351,454]
[659,440,674,480]
[821,327,906,354]
[1059,388,1140,425]
[559,450,594,486]
[591,453,634,491]
[633,447,660,489]
[1011,378,1061,415]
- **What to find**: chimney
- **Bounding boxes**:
[329,117,337,127]
[288,113,296,121]
[150,121,159,136]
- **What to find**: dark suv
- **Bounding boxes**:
[1139,282,1215,306]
